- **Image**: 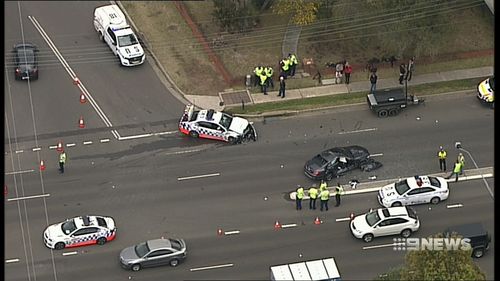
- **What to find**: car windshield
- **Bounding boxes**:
[169,239,182,251]
[313,154,329,166]
[17,49,35,64]
[61,220,77,235]
[428,176,441,188]
[490,77,495,91]
[395,180,410,195]
[219,114,232,129]
[365,210,381,227]
[117,34,138,47]
[134,242,150,258]
[405,206,418,220]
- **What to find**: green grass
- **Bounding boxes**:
[226,77,486,115]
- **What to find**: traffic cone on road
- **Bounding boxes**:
[80,93,86,103]
[40,160,46,171]
[274,220,282,229]
[314,216,322,225]
[56,141,63,152]
[4,185,7,196]
[217,228,223,236]
[78,116,85,128]
[73,77,80,85]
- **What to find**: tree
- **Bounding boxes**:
[271,0,321,25]
[376,233,486,281]
[212,0,259,33]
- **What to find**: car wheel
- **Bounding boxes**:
[99,32,104,42]
[54,242,65,250]
[472,248,484,258]
[131,264,141,271]
[377,109,388,118]
[362,234,374,243]
[391,201,402,207]
[430,197,440,204]
[169,259,179,267]
[388,109,399,116]
[401,229,412,238]
[96,237,107,245]
[189,131,199,138]
[228,137,238,144]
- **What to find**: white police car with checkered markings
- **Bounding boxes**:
[179,104,257,144]
[43,215,116,250]
[378,175,449,207]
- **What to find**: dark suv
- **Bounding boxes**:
[13,43,39,80]
[444,223,491,258]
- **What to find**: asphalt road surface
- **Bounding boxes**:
[5,1,495,281]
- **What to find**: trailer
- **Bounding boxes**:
[366,88,424,118]
[270,257,341,281]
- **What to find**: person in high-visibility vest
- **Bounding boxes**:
[280,57,290,77]
[458,152,465,175]
[59,151,67,174]
[308,184,318,210]
[288,53,298,76]
[445,160,462,182]
[264,66,274,88]
[320,188,330,211]
[259,72,268,95]
[437,146,447,172]
[319,180,328,192]
[296,185,305,210]
[253,66,264,87]
[334,183,345,207]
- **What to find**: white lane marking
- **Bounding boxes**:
[335,217,351,222]
[338,128,377,135]
[362,243,398,250]
[281,223,298,228]
[83,141,93,145]
[446,203,464,209]
[224,230,240,235]
[5,258,20,263]
[153,130,177,136]
[7,193,50,202]
[190,263,234,272]
[32,147,41,151]
[15,150,24,154]
[165,149,203,156]
[178,173,220,181]
[100,139,110,143]
[49,145,57,149]
[62,251,78,256]
[66,143,76,147]
[5,169,35,175]
[369,153,383,157]
[118,130,178,140]
[445,173,493,182]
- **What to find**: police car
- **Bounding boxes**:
[43,215,116,250]
[179,104,257,144]
[378,175,449,208]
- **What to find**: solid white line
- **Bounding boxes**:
[446,203,463,209]
[190,263,234,272]
[281,223,298,228]
[5,258,20,263]
[178,173,220,181]
[5,169,35,175]
[362,243,397,250]
[224,230,240,235]
[83,141,93,145]
[345,187,380,195]
[100,139,110,143]
[335,217,351,222]
[118,133,153,140]
[15,150,23,153]
[66,143,76,147]
[338,128,377,135]
[7,193,50,202]
[165,149,203,156]
[153,130,177,136]
[369,153,384,157]
[32,147,41,151]
[62,251,78,256]
[49,145,57,149]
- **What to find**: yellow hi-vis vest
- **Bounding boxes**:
[319,182,328,192]
[59,153,66,163]
[281,59,290,71]
[259,73,268,85]
[254,66,263,76]
[438,150,447,159]
[265,67,273,78]
[453,162,462,173]
[296,187,305,199]
[308,187,318,199]
[290,54,298,65]
[320,189,330,200]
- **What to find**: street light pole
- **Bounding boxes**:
[455,142,494,199]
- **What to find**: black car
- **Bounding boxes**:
[444,223,491,258]
[13,43,39,80]
[304,145,382,180]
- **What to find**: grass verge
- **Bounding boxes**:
[226,77,486,115]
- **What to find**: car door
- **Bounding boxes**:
[70,227,97,245]
[418,187,437,203]
[143,249,171,268]
[375,218,409,236]
[406,188,424,205]
[373,219,392,236]
[105,27,118,55]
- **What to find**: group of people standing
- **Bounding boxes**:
[437,146,465,182]
[252,53,298,98]
[295,181,345,211]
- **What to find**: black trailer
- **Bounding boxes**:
[366,88,424,117]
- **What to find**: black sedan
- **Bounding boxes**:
[304,145,382,180]
[13,43,39,80]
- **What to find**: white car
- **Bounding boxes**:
[179,104,257,144]
[378,176,449,207]
[43,215,116,250]
[350,206,420,242]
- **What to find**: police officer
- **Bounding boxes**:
[296,185,305,210]
[288,53,298,76]
[277,76,286,98]
[334,183,344,207]
[458,152,465,175]
[59,150,67,173]
[320,188,330,211]
[253,66,264,87]
[265,66,274,88]
[259,72,268,95]
[445,160,462,182]
[308,184,318,210]
[319,180,328,192]
[280,57,290,77]
[437,146,447,172]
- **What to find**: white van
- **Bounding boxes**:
[93,4,145,66]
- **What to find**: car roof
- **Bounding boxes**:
[382,206,408,218]
[445,223,487,237]
[147,238,172,250]
[195,109,223,124]
[72,215,103,228]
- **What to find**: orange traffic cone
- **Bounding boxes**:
[78,116,85,128]
[40,160,46,171]
[217,228,223,236]
[80,93,86,103]
[56,141,63,152]
[274,220,282,229]
[4,185,7,196]
[73,77,80,85]
[314,217,322,225]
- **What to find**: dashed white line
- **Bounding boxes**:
[362,243,397,250]
[83,141,93,145]
[189,263,234,272]
[5,258,20,263]
[153,130,177,136]
[338,128,377,135]
[100,139,110,143]
[178,173,220,181]
[49,145,57,149]
[15,150,23,154]
[281,223,298,228]
[5,169,35,175]
[224,230,240,235]
[62,251,78,256]
[32,147,41,151]
[335,217,351,222]
[446,203,463,209]
[66,143,76,147]
[7,193,50,202]
[369,153,383,157]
